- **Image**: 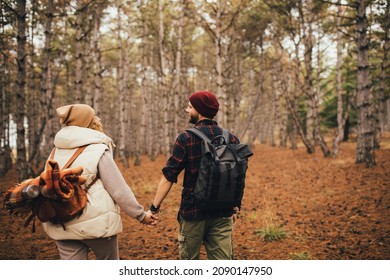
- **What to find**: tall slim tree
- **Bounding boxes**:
[158,0,171,155]
[333,2,345,155]
[15,0,28,180]
[139,4,152,158]
[172,0,184,137]
[116,1,130,168]
[0,6,13,176]
[355,0,376,167]
[74,0,91,102]
[91,2,104,112]
[375,0,390,146]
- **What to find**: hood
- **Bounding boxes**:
[54,126,115,152]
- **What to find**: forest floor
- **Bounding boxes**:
[0,134,389,260]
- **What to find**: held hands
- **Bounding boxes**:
[140,210,158,227]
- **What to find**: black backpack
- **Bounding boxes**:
[187,128,253,209]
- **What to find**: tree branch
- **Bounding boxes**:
[1,0,17,15]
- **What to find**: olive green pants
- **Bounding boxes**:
[178,217,233,260]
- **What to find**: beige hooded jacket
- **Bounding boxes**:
[42,126,145,240]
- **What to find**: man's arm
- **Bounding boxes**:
[151,175,174,211]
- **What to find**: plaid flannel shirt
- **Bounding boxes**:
[162,119,240,221]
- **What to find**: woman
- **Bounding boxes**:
[42,104,157,260]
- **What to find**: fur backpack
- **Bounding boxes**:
[3,145,96,231]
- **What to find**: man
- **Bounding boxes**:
[150,91,240,260]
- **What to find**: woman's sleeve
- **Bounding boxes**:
[98,150,146,222]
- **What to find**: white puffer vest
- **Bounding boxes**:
[42,126,122,240]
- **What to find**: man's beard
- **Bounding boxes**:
[189,114,199,124]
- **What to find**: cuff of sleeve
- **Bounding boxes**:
[136,211,146,222]
[162,169,177,183]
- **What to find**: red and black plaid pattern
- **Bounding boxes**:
[162,119,240,221]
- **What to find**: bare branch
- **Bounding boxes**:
[1,0,17,15]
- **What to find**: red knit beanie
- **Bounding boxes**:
[189,91,219,118]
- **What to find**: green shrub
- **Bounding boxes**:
[289,252,311,260]
[255,225,287,242]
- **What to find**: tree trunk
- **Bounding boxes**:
[270,66,279,147]
[333,2,344,156]
[92,4,103,112]
[172,0,184,137]
[84,15,93,106]
[117,3,129,168]
[236,67,262,142]
[159,0,171,156]
[281,69,314,154]
[301,0,315,146]
[291,43,301,150]
[74,1,86,102]
[355,0,376,167]
[0,34,12,176]
[314,28,330,157]
[26,0,38,170]
[16,0,28,180]
[215,1,225,126]
[280,106,288,148]
[140,8,151,158]
[375,0,390,144]
[385,100,390,131]
[277,51,289,148]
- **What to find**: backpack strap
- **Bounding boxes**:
[187,127,230,145]
[49,148,56,160]
[62,145,89,169]
[86,173,99,190]
[51,145,98,189]
[50,145,89,170]
[186,128,211,142]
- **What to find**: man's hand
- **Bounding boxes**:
[140,210,158,227]
[232,207,240,224]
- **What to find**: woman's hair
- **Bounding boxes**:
[88,116,104,132]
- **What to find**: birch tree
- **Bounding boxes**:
[15,0,28,180]
[90,2,104,112]
[0,4,13,176]
[26,0,38,168]
[74,0,91,102]
[140,4,152,157]
[158,0,171,155]
[333,2,346,155]
[116,2,129,168]
[172,0,184,137]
